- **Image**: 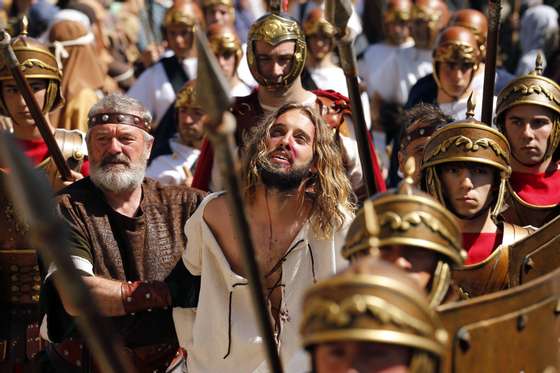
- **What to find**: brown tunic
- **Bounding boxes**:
[42,177,205,365]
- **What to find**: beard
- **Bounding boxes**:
[257,157,312,192]
[90,151,148,193]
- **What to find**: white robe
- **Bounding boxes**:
[372,47,433,105]
[145,137,200,185]
[127,55,197,127]
[173,193,350,372]
[359,40,415,97]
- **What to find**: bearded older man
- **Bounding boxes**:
[40,94,205,373]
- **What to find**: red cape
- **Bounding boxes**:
[462,231,503,265]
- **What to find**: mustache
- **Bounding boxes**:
[100,153,131,167]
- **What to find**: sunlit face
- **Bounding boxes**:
[379,245,438,289]
[266,109,315,171]
[308,33,333,61]
[440,162,495,218]
[2,78,47,131]
[314,341,411,373]
[438,61,474,99]
[166,23,194,59]
[88,123,153,193]
[504,104,554,167]
[204,4,233,26]
[177,106,205,147]
[254,40,295,91]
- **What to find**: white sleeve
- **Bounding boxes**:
[127,66,158,118]
[371,54,399,102]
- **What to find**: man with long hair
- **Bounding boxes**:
[173,104,354,372]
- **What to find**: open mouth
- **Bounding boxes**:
[270,150,292,165]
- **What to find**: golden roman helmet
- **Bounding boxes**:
[384,0,412,45]
[495,54,560,160]
[246,12,307,88]
[432,26,480,99]
[302,8,335,38]
[411,0,449,49]
[175,80,201,109]
[422,95,512,222]
[384,0,412,23]
[342,158,465,307]
[163,3,199,31]
[199,0,234,14]
[301,257,448,372]
[206,23,243,70]
[449,9,488,59]
[0,25,64,116]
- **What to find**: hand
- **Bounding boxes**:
[52,170,83,192]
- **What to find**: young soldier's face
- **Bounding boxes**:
[308,33,332,61]
[504,104,554,166]
[254,40,295,90]
[204,4,233,26]
[314,341,411,373]
[440,162,494,218]
[177,106,205,147]
[379,245,438,289]
[216,49,237,79]
[438,61,474,99]
[2,78,47,128]
[166,24,194,59]
[385,19,410,45]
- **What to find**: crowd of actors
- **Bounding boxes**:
[1,0,560,371]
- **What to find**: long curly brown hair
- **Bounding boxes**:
[241,103,354,238]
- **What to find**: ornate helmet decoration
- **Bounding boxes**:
[199,0,235,22]
[175,80,201,109]
[384,0,412,45]
[301,257,448,371]
[302,8,335,60]
[495,54,560,160]
[206,23,243,71]
[303,8,336,38]
[163,3,200,32]
[432,26,481,99]
[422,95,512,222]
[0,20,64,116]
[342,158,465,307]
[246,11,307,89]
[411,0,449,49]
[449,9,488,59]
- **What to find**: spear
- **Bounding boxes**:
[0,133,135,373]
[325,0,379,196]
[194,29,284,373]
[0,29,73,181]
[481,0,502,125]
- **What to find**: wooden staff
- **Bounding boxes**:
[481,0,502,126]
[326,0,379,196]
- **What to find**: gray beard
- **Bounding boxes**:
[90,152,148,193]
